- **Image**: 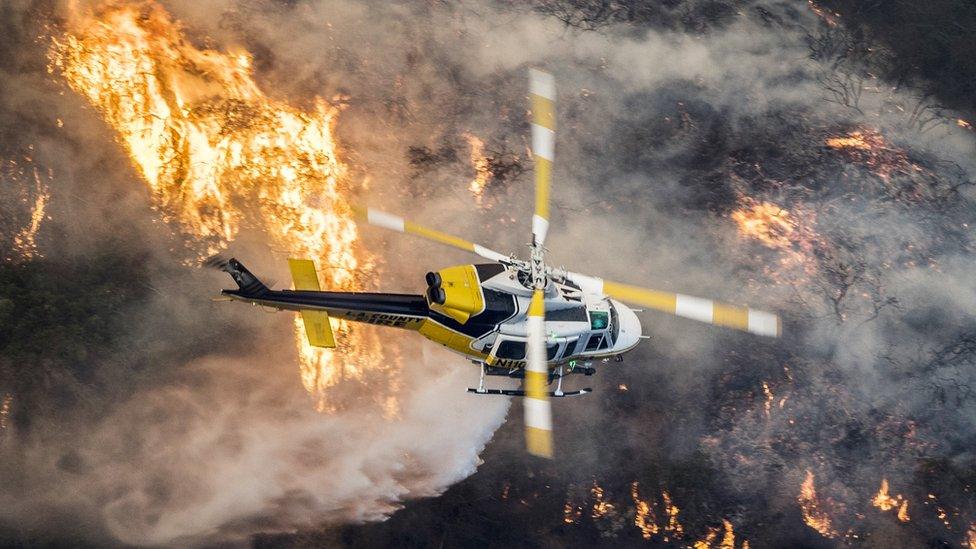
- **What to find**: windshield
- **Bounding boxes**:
[589,311,609,330]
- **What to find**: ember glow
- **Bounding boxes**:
[798,471,837,538]
[0,393,12,434]
[825,128,922,184]
[761,381,774,417]
[562,500,582,524]
[807,0,840,27]
[13,174,49,261]
[49,2,389,410]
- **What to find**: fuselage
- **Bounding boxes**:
[223,263,643,369]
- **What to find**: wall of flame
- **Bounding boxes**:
[49,2,391,413]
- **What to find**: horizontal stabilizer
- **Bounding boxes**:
[288,258,336,348]
[300,309,336,348]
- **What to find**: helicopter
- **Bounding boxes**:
[213,69,780,458]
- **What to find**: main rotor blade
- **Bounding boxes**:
[525,289,554,458]
[564,272,781,337]
[352,206,509,263]
[529,68,554,247]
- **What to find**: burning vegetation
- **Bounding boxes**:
[48,2,391,412]
[1,153,51,263]
[729,200,794,251]
[872,478,910,522]
[824,128,922,184]
[560,480,746,547]
[464,133,492,204]
[798,471,837,538]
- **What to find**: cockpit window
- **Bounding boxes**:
[589,311,609,330]
[585,334,602,351]
[495,340,526,360]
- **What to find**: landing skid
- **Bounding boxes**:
[469,362,591,397]
[466,387,592,397]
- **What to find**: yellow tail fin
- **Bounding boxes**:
[288,259,336,348]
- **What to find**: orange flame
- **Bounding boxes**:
[798,470,837,538]
[872,479,910,522]
[12,169,49,261]
[464,133,491,204]
[3,153,51,262]
[590,481,616,520]
[730,200,794,250]
[662,490,684,541]
[563,500,581,524]
[730,198,818,284]
[825,131,875,150]
[49,1,391,411]
[692,519,737,549]
[630,482,659,540]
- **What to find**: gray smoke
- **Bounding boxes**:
[2,0,975,545]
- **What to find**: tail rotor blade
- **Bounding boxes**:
[529,68,555,247]
[524,288,553,458]
[352,206,509,263]
[563,272,781,337]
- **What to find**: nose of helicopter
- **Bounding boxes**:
[610,299,642,353]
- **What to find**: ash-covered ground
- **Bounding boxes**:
[1,1,975,547]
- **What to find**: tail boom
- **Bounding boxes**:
[217,257,429,331]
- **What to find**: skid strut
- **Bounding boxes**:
[476,362,487,394]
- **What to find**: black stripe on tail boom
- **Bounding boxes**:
[216,257,430,320]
